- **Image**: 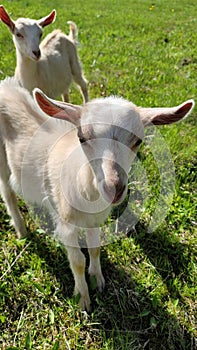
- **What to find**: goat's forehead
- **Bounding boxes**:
[81,98,144,139]
[15,19,41,31]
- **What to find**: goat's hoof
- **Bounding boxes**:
[97,275,105,293]
[90,273,105,293]
[74,289,91,312]
[78,294,91,312]
[16,227,27,239]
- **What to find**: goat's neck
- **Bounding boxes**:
[15,50,38,90]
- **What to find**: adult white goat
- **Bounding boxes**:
[0,5,88,102]
[0,77,194,310]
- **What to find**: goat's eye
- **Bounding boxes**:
[77,128,89,144]
[16,32,24,39]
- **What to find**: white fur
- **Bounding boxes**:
[0,77,194,310]
[0,6,88,102]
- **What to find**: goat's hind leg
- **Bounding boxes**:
[71,58,88,103]
[74,74,89,104]
[0,141,27,238]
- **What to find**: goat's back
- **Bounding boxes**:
[32,30,79,97]
[0,78,45,134]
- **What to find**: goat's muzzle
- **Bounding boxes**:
[32,49,41,60]
[103,181,126,205]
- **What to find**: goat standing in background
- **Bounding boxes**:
[0,5,88,102]
[0,77,194,310]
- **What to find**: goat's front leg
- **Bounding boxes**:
[58,224,90,311]
[86,228,105,292]
[67,245,90,311]
[0,141,26,238]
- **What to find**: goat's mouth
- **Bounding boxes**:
[112,193,125,205]
[101,182,127,205]
[30,56,40,62]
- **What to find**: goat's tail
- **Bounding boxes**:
[67,21,79,45]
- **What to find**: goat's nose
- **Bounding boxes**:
[32,49,41,59]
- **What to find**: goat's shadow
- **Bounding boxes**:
[25,220,196,350]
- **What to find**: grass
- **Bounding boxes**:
[0,0,196,349]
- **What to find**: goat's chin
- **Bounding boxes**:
[31,56,40,62]
[27,53,40,61]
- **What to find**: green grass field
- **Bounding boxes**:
[0,0,196,349]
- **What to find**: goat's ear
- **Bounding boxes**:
[139,99,195,126]
[0,5,15,33]
[33,89,82,126]
[38,9,56,28]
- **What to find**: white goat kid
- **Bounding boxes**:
[0,5,88,103]
[0,78,194,310]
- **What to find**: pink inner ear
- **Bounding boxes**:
[0,6,15,32]
[40,10,56,27]
[175,101,194,118]
[35,92,64,117]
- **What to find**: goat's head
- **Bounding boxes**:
[34,89,194,207]
[0,6,56,61]
[76,99,145,204]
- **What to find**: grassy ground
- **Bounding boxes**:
[0,0,196,349]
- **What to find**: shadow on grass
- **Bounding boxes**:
[25,229,73,299]
[130,221,194,301]
[94,230,196,350]
[24,223,196,350]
